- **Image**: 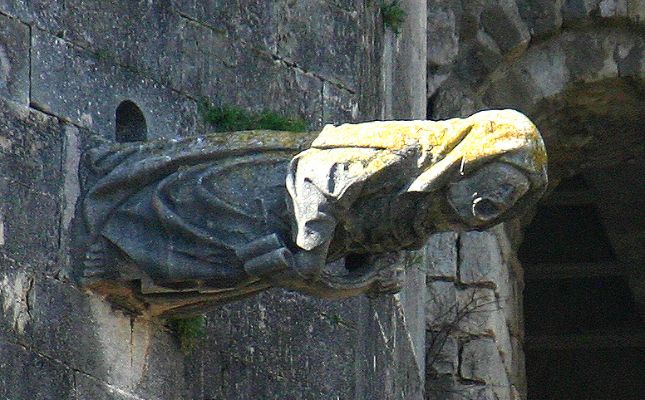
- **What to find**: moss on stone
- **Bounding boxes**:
[380,1,406,34]
[200,102,307,133]
[167,315,206,354]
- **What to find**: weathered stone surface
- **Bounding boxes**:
[426,374,498,400]
[461,338,512,399]
[456,31,503,83]
[562,31,617,82]
[0,179,60,269]
[199,292,360,399]
[455,288,502,335]
[562,0,601,22]
[459,230,504,285]
[616,34,644,78]
[517,0,564,37]
[432,76,477,118]
[31,29,198,139]
[426,281,457,327]
[426,332,458,375]
[173,0,279,53]
[0,341,75,400]
[75,373,144,400]
[426,232,458,278]
[0,98,64,195]
[427,1,460,67]
[0,14,29,105]
[520,40,570,100]
[0,0,65,32]
[276,0,360,89]
[322,81,358,125]
[480,3,530,58]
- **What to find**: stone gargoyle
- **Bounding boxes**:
[73,109,547,316]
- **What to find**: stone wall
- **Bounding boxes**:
[425,225,526,400]
[425,1,643,399]
[0,1,430,399]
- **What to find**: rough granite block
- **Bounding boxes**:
[0,341,75,400]
[174,0,278,51]
[322,81,358,125]
[460,338,512,400]
[276,0,359,89]
[31,29,198,140]
[0,14,29,104]
[426,232,458,278]
[459,230,504,285]
[0,178,60,269]
[0,98,64,195]
[75,373,143,400]
[480,3,530,58]
[517,0,563,37]
[0,0,65,32]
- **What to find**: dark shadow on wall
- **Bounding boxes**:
[116,100,147,142]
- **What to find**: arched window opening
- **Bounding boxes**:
[115,100,147,142]
[519,172,644,400]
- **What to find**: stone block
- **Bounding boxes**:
[198,49,325,129]
[561,31,618,83]
[60,0,179,72]
[616,34,644,78]
[0,14,29,104]
[562,0,601,22]
[0,266,34,338]
[0,98,64,195]
[200,291,360,399]
[480,3,530,58]
[322,81,358,125]
[427,2,459,67]
[432,76,477,119]
[517,0,564,37]
[0,178,60,269]
[456,287,503,337]
[0,341,75,400]
[75,373,142,400]
[0,0,65,32]
[509,336,527,398]
[459,230,504,285]
[22,277,132,387]
[31,29,198,140]
[426,232,458,279]
[483,67,540,115]
[173,0,279,53]
[426,331,458,376]
[456,31,502,84]
[131,324,187,400]
[426,281,457,328]
[460,338,512,399]
[426,374,498,400]
[276,0,360,89]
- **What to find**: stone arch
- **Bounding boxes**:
[429,12,644,398]
[115,100,147,142]
[434,25,643,181]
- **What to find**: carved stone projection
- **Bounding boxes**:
[74,109,547,316]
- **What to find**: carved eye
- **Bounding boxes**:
[472,197,501,221]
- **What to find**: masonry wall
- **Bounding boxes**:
[0,1,431,399]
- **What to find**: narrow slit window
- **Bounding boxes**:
[115,100,147,142]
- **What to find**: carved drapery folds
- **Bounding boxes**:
[74,109,547,316]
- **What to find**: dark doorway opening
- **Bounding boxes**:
[115,100,147,142]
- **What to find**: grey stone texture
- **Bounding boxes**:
[0,1,432,399]
[0,13,29,105]
[425,224,526,400]
[31,28,199,140]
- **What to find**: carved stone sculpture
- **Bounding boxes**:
[74,109,547,316]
